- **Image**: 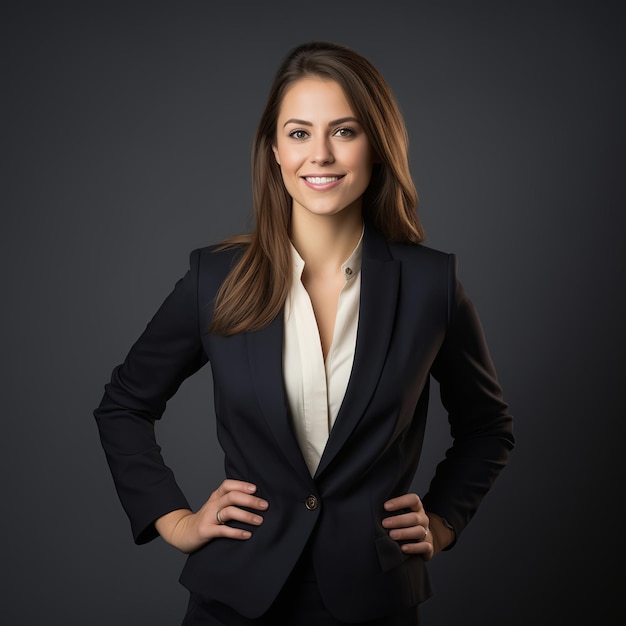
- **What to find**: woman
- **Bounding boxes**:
[95,41,514,625]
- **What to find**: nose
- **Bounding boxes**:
[310,135,334,165]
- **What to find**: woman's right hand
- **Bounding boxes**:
[154,479,268,553]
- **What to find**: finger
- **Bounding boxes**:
[384,493,423,512]
[382,511,425,530]
[399,540,434,560]
[215,505,265,528]
[213,524,254,541]
[387,524,429,542]
[218,489,269,513]
[214,479,258,498]
[195,503,262,543]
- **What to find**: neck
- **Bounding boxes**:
[290,206,363,274]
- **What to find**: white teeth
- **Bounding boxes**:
[305,176,340,184]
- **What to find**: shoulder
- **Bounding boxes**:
[364,224,454,265]
[363,226,458,284]
[387,240,457,284]
[190,242,248,276]
[179,243,249,308]
[382,240,459,317]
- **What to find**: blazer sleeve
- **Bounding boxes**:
[423,254,514,543]
[94,249,209,544]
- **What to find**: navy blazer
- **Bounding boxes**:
[94,226,514,621]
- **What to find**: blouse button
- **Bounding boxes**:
[305,495,319,510]
[344,267,353,277]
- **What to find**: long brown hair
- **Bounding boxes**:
[210,41,424,336]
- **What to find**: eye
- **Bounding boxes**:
[289,129,309,140]
[334,127,355,138]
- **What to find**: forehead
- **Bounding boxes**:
[278,78,355,119]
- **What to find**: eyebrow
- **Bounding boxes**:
[282,116,360,128]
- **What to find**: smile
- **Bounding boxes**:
[304,176,343,184]
[301,175,345,191]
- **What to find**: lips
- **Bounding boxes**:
[304,176,343,184]
[301,174,345,190]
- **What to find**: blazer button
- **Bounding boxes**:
[305,495,319,511]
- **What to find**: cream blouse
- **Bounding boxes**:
[283,233,363,476]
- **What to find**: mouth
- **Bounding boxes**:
[303,176,344,184]
[301,175,345,190]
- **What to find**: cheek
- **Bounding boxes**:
[344,144,374,174]
[275,145,297,171]
[351,154,374,184]
[274,152,298,194]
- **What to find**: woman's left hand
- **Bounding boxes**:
[382,493,434,560]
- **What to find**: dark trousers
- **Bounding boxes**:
[182,545,420,626]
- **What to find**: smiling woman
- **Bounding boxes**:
[273,79,375,223]
[94,40,514,626]
[209,43,424,338]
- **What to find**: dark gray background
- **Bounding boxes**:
[4,1,625,624]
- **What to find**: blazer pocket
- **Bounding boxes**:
[375,534,407,572]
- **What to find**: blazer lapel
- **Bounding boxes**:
[246,313,312,482]
[315,227,400,479]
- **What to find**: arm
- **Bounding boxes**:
[384,255,513,556]
[422,255,515,543]
[94,249,208,544]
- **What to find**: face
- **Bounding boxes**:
[272,78,375,221]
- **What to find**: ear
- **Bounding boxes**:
[272,144,281,165]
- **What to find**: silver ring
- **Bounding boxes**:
[216,509,225,525]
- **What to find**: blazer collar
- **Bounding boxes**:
[315,226,400,478]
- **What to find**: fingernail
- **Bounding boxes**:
[247,484,257,492]
[242,531,252,538]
